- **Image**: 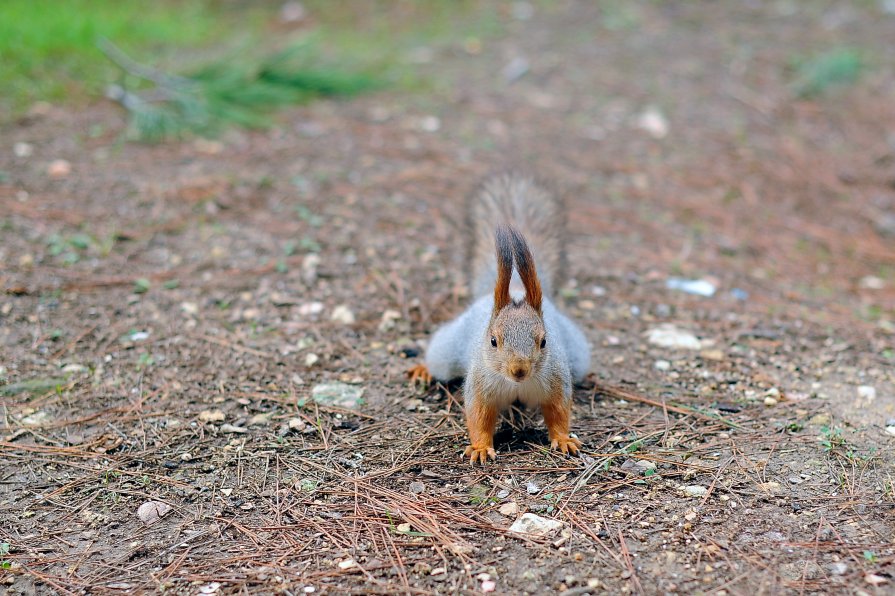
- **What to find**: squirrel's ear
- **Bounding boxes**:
[508,226,542,313]
[493,225,513,312]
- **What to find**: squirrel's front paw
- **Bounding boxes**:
[550,435,582,456]
[406,363,432,387]
[463,444,496,465]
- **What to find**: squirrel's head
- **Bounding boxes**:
[485,225,546,383]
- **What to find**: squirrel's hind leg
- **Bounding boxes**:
[541,392,582,456]
[406,363,432,386]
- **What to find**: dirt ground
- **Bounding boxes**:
[2,2,895,594]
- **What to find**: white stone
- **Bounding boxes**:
[137,501,172,525]
[681,485,707,497]
[330,305,355,325]
[498,502,519,517]
[509,513,563,536]
[646,324,702,350]
[636,107,669,139]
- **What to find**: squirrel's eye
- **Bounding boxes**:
[490,336,498,347]
[540,337,547,349]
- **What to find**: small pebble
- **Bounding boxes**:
[498,502,519,516]
[681,485,707,497]
[330,305,355,324]
[137,501,172,525]
[764,397,778,406]
[47,159,71,178]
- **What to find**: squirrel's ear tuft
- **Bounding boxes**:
[508,226,542,313]
[493,225,513,312]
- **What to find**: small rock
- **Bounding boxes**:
[636,107,669,139]
[137,501,172,525]
[180,302,199,315]
[509,513,563,536]
[396,523,412,533]
[220,424,248,434]
[578,299,596,310]
[787,476,803,485]
[526,481,541,494]
[311,382,364,409]
[199,409,225,423]
[859,276,885,290]
[499,502,520,517]
[47,159,71,178]
[409,481,425,495]
[337,559,356,570]
[248,412,274,426]
[21,411,51,426]
[681,485,707,497]
[730,288,749,301]
[330,305,355,325]
[621,459,657,475]
[764,396,778,406]
[885,426,895,437]
[502,56,530,83]
[198,582,221,594]
[875,212,895,237]
[279,1,306,24]
[431,567,446,576]
[809,413,831,426]
[14,142,33,158]
[481,580,497,593]
[304,353,320,367]
[857,385,876,403]
[378,309,402,332]
[418,115,441,132]
[701,349,724,361]
[288,418,307,431]
[666,278,716,297]
[757,481,782,494]
[302,254,321,285]
[61,363,87,374]
[829,562,848,576]
[298,302,324,317]
[654,359,671,371]
[646,324,702,350]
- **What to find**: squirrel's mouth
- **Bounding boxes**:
[507,370,531,383]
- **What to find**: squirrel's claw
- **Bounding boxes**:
[406,363,432,387]
[464,445,496,465]
[551,436,582,456]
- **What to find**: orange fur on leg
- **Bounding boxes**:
[406,363,432,386]
[541,389,582,456]
[464,392,498,464]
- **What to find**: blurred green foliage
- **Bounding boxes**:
[0,0,248,112]
[792,47,864,98]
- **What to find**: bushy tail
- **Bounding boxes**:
[467,173,566,298]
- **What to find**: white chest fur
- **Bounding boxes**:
[478,370,552,410]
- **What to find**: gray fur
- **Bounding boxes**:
[426,293,590,386]
[468,173,565,298]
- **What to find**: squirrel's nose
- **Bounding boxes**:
[510,364,530,381]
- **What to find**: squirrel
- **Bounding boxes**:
[408,173,590,464]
